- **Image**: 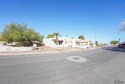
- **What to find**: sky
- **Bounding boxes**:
[0,0,125,43]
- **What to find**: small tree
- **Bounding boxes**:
[95,41,99,46]
[2,23,18,43]
[2,23,42,46]
[78,35,85,40]
[118,21,125,32]
[0,33,3,41]
[26,28,42,46]
[110,40,119,45]
[47,34,54,38]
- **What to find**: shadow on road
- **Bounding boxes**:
[101,46,125,53]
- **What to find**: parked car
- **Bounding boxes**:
[121,44,125,48]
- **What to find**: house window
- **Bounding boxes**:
[76,42,80,45]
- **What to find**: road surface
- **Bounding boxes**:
[0,47,125,84]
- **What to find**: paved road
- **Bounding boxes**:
[0,47,125,84]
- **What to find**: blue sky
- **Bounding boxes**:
[0,0,125,43]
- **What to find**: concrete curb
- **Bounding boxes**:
[0,51,60,56]
[0,47,98,56]
[0,49,83,56]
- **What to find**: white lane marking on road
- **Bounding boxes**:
[66,56,86,63]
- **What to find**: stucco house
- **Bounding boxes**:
[43,37,92,48]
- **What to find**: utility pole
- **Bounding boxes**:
[95,33,96,44]
[119,38,120,43]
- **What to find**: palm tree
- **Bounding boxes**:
[53,32,59,45]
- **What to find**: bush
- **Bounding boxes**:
[3,42,7,45]
[2,23,43,47]
[110,40,119,45]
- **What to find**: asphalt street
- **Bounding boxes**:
[0,47,125,84]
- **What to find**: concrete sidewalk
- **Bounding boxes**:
[0,47,84,56]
